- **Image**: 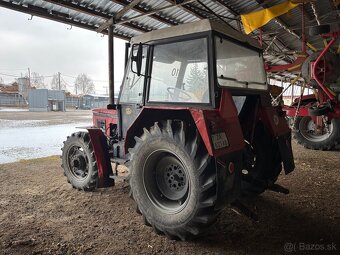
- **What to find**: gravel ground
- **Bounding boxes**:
[0,143,339,255]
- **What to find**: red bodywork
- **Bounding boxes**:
[126,89,289,157]
[87,128,114,188]
[92,108,118,136]
[93,89,289,160]
[265,55,307,73]
[88,89,292,187]
[311,31,340,101]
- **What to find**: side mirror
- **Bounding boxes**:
[131,43,143,76]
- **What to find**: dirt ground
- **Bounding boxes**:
[0,144,339,255]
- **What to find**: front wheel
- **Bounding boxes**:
[128,120,218,240]
[61,132,98,191]
[293,116,340,150]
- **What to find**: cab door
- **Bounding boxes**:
[118,45,148,137]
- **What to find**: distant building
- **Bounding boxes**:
[82,94,109,109]
[0,91,26,107]
[0,83,27,107]
[17,77,30,99]
[65,93,82,109]
[28,89,65,112]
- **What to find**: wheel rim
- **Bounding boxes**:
[66,145,89,180]
[299,117,333,142]
[143,150,189,214]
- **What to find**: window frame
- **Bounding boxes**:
[118,45,151,105]
[145,32,215,108]
[212,31,268,92]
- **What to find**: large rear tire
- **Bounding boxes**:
[128,120,218,240]
[293,116,340,150]
[61,132,98,191]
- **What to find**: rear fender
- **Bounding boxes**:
[87,128,114,188]
[124,105,244,207]
[124,104,244,157]
[258,107,295,174]
[259,106,291,137]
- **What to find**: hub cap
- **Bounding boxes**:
[67,145,89,179]
[143,151,189,213]
[299,117,333,142]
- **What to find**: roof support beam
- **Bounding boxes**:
[298,4,313,21]
[97,0,144,32]
[115,0,196,26]
[163,0,203,20]
[214,0,240,16]
[110,0,180,26]
[45,0,151,33]
[0,0,131,40]
[175,0,241,31]
[115,0,143,21]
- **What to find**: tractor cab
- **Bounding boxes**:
[63,19,295,240]
[118,20,267,127]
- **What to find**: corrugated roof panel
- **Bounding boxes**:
[0,0,338,81]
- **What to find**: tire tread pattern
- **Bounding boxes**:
[127,120,218,240]
[61,132,98,191]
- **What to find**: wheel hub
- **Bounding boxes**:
[67,146,89,179]
[156,157,188,201]
[165,164,186,192]
[143,151,189,212]
[300,117,333,142]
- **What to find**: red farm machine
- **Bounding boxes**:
[268,25,340,150]
[61,20,295,240]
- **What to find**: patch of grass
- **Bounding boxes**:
[18,155,60,163]
[0,155,61,166]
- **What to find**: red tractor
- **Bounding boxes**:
[61,20,294,240]
[283,27,340,150]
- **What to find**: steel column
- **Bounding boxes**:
[108,25,115,108]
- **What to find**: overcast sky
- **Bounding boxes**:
[0,7,126,94]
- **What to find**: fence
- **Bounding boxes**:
[0,92,27,106]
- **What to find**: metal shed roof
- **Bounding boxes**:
[0,0,339,81]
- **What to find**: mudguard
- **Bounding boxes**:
[277,132,295,174]
[87,128,114,188]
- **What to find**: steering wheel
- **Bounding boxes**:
[167,87,192,101]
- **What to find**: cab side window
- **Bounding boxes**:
[119,46,148,104]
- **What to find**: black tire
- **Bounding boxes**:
[242,122,282,195]
[301,52,340,84]
[128,120,218,240]
[293,116,340,150]
[61,132,98,191]
[309,25,330,36]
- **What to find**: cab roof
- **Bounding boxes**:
[131,19,261,50]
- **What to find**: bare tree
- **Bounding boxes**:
[30,72,46,88]
[51,73,66,90]
[74,73,95,95]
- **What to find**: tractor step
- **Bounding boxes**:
[111,157,128,165]
[267,183,290,194]
[109,174,126,182]
[231,200,259,222]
